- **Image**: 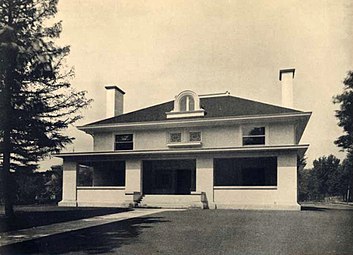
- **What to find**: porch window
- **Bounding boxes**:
[77,161,126,187]
[115,134,133,150]
[242,126,265,145]
[214,157,277,186]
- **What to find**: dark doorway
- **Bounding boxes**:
[176,169,192,194]
[143,160,196,195]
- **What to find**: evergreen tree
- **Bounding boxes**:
[0,0,92,217]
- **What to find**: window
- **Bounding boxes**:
[189,131,201,142]
[169,132,182,143]
[179,95,195,112]
[242,126,265,145]
[77,161,126,187]
[166,90,205,119]
[214,157,277,186]
[77,164,93,186]
[115,134,133,150]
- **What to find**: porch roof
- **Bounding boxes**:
[56,144,309,161]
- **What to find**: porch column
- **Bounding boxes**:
[277,152,300,210]
[125,159,142,206]
[58,160,77,207]
[196,157,215,209]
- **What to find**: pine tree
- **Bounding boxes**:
[0,0,92,217]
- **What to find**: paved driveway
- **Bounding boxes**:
[1,205,353,255]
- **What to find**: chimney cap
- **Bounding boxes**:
[105,85,125,94]
[279,68,295,81]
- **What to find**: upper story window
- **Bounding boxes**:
[242,126,265,145]
[167,130,202,147]
[166,90,205,119]
[169,132,182,143]
[189,131,201,142]
[115,134,133,150]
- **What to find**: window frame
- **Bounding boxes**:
[167,130,202,147]
[213,157,278,188]
[114,133,134,150]
[169,132,182,143]
[242,126,266,146]
[189,131,201,142]
[179,95,195,112]
[77,161,126,187]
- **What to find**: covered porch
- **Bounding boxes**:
[57,145,307,210]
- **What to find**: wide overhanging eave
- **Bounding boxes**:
[78,112,312,133]
[56,144,309,160]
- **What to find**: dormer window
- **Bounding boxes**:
[180,95,195,111]
[166,90,205,119]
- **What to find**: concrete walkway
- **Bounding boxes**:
[0,208,180,247]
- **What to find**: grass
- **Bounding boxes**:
[1,204,353,254]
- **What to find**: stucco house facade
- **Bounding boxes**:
[58,68,311,210]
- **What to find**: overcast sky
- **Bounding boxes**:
[40,0,353,170]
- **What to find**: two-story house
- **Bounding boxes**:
[58,68,311,210]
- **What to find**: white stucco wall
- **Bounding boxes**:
[196,157,214,208]
[125,159,142,193]
[134,130,167,150]
[76,187,126,207]
[93,132,113,151]
[269,123,295,145]
[92,122,296,152]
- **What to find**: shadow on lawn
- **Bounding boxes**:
[0,216,169,254]
[0,206,131,232]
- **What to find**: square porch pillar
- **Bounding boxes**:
[277,153,301,210]
[196,157,215,209]
[124,159,142,206]
[58,160,77,207]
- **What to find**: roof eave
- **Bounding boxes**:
[56,144,310,159]
[78,112,312,133]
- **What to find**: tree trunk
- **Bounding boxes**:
[1,60,15,218]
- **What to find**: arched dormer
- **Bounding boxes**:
[166,90,205,119]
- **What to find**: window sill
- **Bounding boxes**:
[77,186,125,190]
[166,109,205,119]
[214,186,277,190]
[242,144,266,147]
[167,141,202,148]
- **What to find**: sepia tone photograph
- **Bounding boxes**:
[0,0,352,254]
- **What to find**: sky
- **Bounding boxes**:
[40,0,353,170]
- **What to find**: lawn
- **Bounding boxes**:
[0,205,130,233]
[1,204,353,254]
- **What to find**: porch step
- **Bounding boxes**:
[138,194,207,209]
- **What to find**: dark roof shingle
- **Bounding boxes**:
[84,96,302,126]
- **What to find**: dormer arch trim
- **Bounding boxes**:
[174,90,200,112]
[166,90,205,119]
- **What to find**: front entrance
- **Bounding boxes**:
[143,159,196,194]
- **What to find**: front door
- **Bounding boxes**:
[142,160,196,195]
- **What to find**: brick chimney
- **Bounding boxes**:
[279,68,295,108]
[105,85,125,118]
